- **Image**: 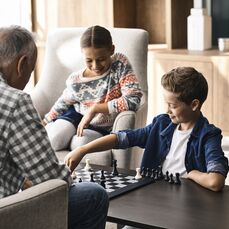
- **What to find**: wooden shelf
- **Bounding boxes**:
[58,0,193,48]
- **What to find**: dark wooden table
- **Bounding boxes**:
[107,177,229,229]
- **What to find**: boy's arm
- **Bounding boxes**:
[64,134,118,172]
[187,170,225,192]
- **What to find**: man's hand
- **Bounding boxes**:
[22,178,33,190]
[64,147,86,172]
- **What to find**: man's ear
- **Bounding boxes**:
[191,99,200,111]
[17,55,27,77]
[110,45,115,55]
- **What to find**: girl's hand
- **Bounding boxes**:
[64,147,85,172]
[77,107,96,136]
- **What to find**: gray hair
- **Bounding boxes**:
[0,25,36,68]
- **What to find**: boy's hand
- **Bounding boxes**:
[64,147,85,172]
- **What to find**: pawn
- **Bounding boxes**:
[90,173,95,182]
[140,167,146,177]
[174,173,181,185]
[100,180,106,189]
[154,169,159,180]
[100,170,106,180]
[164,171,169,181]
[169,173,174,184]
[157,165,164,180]
[84,158,92,171]
[145,168,151,178]
[78,177,82,183]
[135,168,142,180]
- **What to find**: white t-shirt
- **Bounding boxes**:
[162,125,192,177]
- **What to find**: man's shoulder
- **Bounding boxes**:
[0,83,28,104]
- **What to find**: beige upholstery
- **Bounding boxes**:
[31,27,148,169]
[0,179,68,229]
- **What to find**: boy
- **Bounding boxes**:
[65,67,228,192]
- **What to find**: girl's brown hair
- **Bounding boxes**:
[80,25,113,49]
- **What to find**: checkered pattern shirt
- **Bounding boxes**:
[0,74,72,198]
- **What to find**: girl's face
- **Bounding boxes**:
[82,46,114,77]
[163,89,199,130]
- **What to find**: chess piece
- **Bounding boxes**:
[135,168,142,180]
[84,158,92,171]
[112,159,119,176]
[174,173,181,185]
[71,170,77,179]
[100,180,106,189]
[78,178,82,183]
[169,173,174,184]
[157,165,164,180]
[164,171,169,181]
[140,167,146,177]
[100,170,106,180]
[90,173,95,182]
[145,168,151,178]
[154,169,159,180]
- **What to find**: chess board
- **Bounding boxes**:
[73,165,155,199]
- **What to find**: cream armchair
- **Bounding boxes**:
[31,27,148,169]
[0,179,68,229]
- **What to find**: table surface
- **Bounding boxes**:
[107,174,229,229]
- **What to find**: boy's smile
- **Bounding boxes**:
[163,89,199,130]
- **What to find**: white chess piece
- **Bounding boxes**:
[71,170,77,179]
[84,158,92,171]
[135,167,142,180]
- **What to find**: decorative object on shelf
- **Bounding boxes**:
[218,38,229,52]
[187,0,212,50]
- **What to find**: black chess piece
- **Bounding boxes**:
[140,167,146,177]
[100,180,106,189]
[169,173,174,184]
[90,173,95,182]
[112,159,119,176]
[145,168,151,178]
[174,173,181,185]
[78,178,82,183]
[157,165,164,180]
[164,171,169,181]
[154,169,159,180]
[100,170,106,180]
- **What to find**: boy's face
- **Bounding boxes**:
[82,46,114,77]
[163,89,198,130]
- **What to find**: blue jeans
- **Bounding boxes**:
[68,182,109,229]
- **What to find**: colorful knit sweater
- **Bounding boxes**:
[45,53,143,129]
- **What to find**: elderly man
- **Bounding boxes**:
[0,25,109,229]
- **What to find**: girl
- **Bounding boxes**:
[43,25,142,151]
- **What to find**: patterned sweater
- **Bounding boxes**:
[45,53,143,129]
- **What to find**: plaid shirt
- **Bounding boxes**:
[0,74,72,198]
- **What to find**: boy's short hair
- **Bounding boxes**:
[161,67,208,106]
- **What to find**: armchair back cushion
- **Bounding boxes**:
[31,27,148,169]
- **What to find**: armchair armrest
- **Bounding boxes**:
[112,111,136,169]
[0,179,68,229]
[112,110,136,132]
